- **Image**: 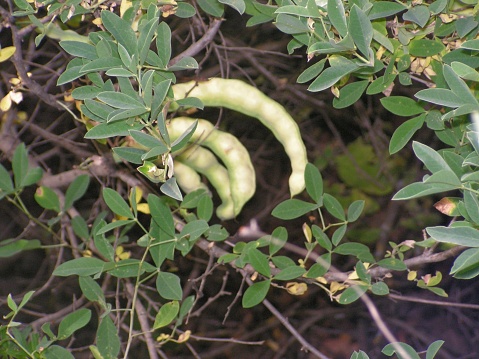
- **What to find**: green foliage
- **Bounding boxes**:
[5,0,479,356]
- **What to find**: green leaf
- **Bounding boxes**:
[12,143,28,189]
[0,164,14,194]
[35,186,60,212]
[409,39,445,57]
[60,41,97,60]
[371,282,389,295]
[64,175,90,210]
[102,188,134,219]
[105,68,134,77]
[43,345,75,359]
[332,224,347,246]
[79,276,105,304]
[242,280,271,308]
[80,57,124,73]
[247,248,271,277]
[95,219,135,235]
[305,259,330,278]
[402,5,430,28]
[108,259,149,278]
[269,226,288,255]
[97,91,145,110]
[71,86,102,100]
[101,10,137,55]
[153,301,180,329]
[323,193,345,220]
[57,65,84,86]
[205,224,229,241]
[389,114,426,154]
[148,194,175,236]
[113,147,145,164]
[349,5,373,59]
[84,121,144,139]
[58,308,91,340]
[129,130,165,149]
[305,163,323,203]
[7,293,17,312]
[138,17,158,66]
[312,225,332,250]
[333,80,369,109]
[427,226,479,247]
[156,271,183,300]
[156,22,171,67]
[180,219,209,242]
[97,316,120,359]
[430,0,448,14]
[451,61,479,82]
[273,266,306,281]
[197,0,224,17]
[377,258,407,271]
[334,242,374,262]
[297,59,326,83]
[53,257,106,276]
[272,199,319,220]
[414,88,466,108]
[274,13,309,34]
[0,239,41,258]
[308,57,360,92]
[17,290,34,311]
[197,195,213,221]
[392,181,453,200]
[160,177,183,201]
[368,1,406,20]
[460,39,479,51]
[327,0,347,37]
[443,64,478,105]
[450,248,479,279]
[382,342,421,359]
[380,96,425,116]
[426,340,445,359]
[464,190,479,225]
[413,141,450,173]
[347,200,365,222]
[218,0,245,14]
[171,120,198,152]
[338,285,368,304]
[168,56,199,71]
[176,2,196,18]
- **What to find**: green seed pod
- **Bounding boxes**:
[175,145,235,220]
[168,117,255,218]
[173,160,210,194]
[172,78,307,196]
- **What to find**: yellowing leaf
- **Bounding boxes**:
[407,271,417,281]
[286,282,307,295]
[137,203,150,214]
[330,281,346,294]
[177,330,191,343]
[0,47,16,63]
[0,94,12,112]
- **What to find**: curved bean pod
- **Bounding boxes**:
[168,117,255,217]
[175,145,235,220]
[173,160,210,194]
[172,78,307,196]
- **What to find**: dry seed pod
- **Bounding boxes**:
[172,78,307,196]
[168,118,254,219]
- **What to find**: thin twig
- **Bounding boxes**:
[124,282,159,359]
[388,293,479,310]
[169,18,223,66]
